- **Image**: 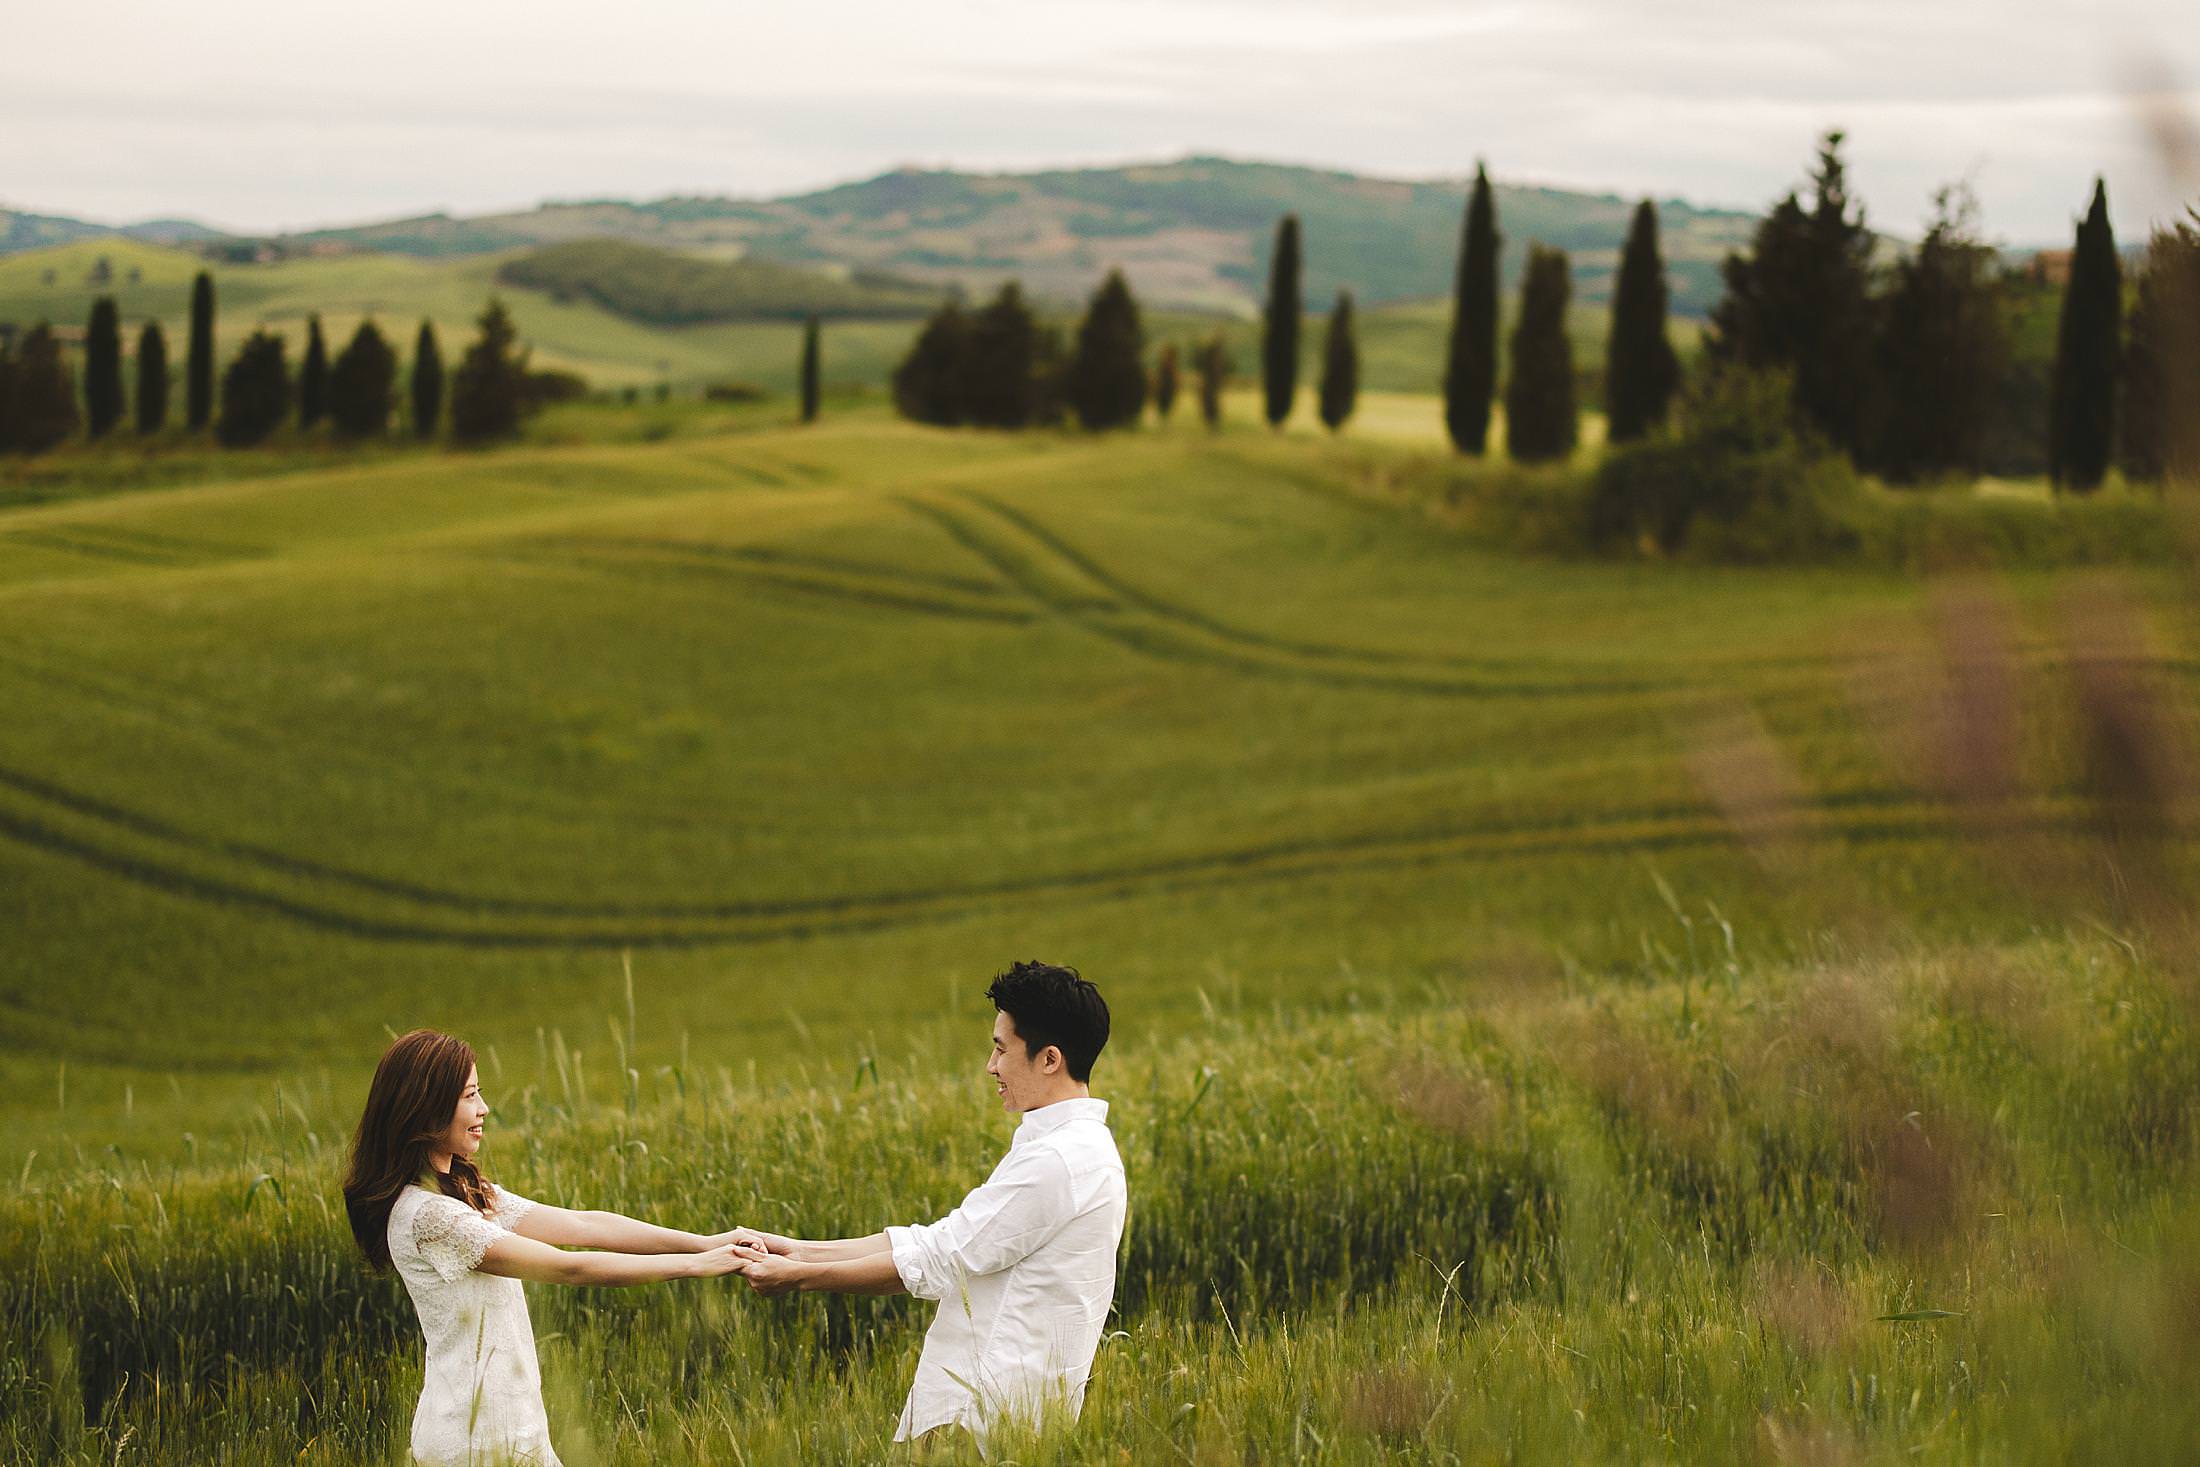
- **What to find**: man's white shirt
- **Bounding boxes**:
[886,1096,1127,1441]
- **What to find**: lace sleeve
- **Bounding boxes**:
[412,1195,503,1283]
[490,1183,538,1229]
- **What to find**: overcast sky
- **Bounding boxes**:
[5,1,2197,245]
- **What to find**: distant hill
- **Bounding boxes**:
[495,239,939,323]
[0,207,224,254]
[4,158,1764,317]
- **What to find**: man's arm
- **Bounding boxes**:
[737,1243,905,1296]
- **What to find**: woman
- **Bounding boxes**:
[342,1029,752,1466]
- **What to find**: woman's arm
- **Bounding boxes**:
[508,1203,763,1255]
[477,1232,749,1286]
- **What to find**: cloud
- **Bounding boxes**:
[1,0,2194,240]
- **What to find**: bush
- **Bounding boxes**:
[1588,365,1863,561]
[703,381,771,404]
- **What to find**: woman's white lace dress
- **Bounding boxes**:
[388,1182,561,1466]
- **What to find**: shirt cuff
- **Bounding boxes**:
[886,1224,943,1301]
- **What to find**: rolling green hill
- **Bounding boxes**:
[13,157,1762,316]
[493,238,941,323]
[0,235,1695,401]
[0,415,2177,1163]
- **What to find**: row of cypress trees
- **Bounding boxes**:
[893,273,1150,430]
[0,276,561,453]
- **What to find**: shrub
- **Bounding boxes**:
[1588,365,1863,561]
[216,331,291,447]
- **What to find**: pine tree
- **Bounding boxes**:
[83,297,124,438]
[411,320,444,439]
[1505,246,1578,462]
[1066,269,1148,431]
[1705,131,1876,457]
[135,321,170,435]
[299,315,329,429]
[448,299,532,442]
[2049,178,2122,493]
[799,316,821,424]
[186,272,216,431]
[1869,185,2007,484]
[1196,335,1229,429]
[1444,164,1501,453]
[217,330,291,447]
[965,283,1045,428]
[1318,291,1359,433]
[5,323,80,453]
[1605,200,1680,443]
[1154,342,1180,422]
[328,320,398,438]
[892,302,972,426]
[0,339,15,453]
[1261,215,1302,428]
[2121,216,2200,484]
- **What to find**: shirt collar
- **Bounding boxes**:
[1014,1095,1108,1139]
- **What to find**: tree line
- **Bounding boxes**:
[0,279,559,454]
[885,133,2198,500]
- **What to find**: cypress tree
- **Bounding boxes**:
[1505,246,1578,462]
[6,323,80,453]
[2049,178,2122,493]
[328,320,398,438]
[1318,291,1359,433]
[84,297,124,438]
[2121,217,2200,484]
[799,315,821,424]
[0,338,16,452]
[186,272,216,430]
[1066,269,1148,431]
[1705,131,1876,457]
[411,320,444,439]
[299,315,330,428]
[135,321,170,435]
[1605,200,1680,443]
[217,330,291,447]
[1196,335,1228,429]
[1444,163,1500,454]
[964,283,1044,428]
[892,302,972,426]
[1154,342,1180,422]
[448,299,532,442]
[1870,185,2006,484]
[1261,215,1302,427]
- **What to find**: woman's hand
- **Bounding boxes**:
[712,1226,797,1256]
[686,1243,752,1279]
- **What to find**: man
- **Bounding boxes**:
[736,961,1126,1445]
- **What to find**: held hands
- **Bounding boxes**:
[733,1241,805,1295]
[708,1226,795,1255]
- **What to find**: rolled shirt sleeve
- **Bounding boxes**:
[889,1146,1076,1300]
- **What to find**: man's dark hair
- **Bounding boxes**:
[987,961,1109,1083]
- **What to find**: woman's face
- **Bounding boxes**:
[435,1065,489,1164]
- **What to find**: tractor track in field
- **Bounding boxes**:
[900,494,1667,700]
[0,757,2088,949]
[483,537,1036,626]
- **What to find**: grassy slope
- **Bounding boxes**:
[0,413,2179,1164]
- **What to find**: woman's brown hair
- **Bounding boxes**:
[342,1029,497,1271]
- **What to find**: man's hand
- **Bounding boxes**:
[735,1242,807,1295]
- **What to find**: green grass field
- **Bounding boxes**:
[2,410,2193,1463]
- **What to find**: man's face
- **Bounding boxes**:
[985,1011,1052,1113]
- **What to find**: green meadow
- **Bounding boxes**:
[2,403,2194,1462]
